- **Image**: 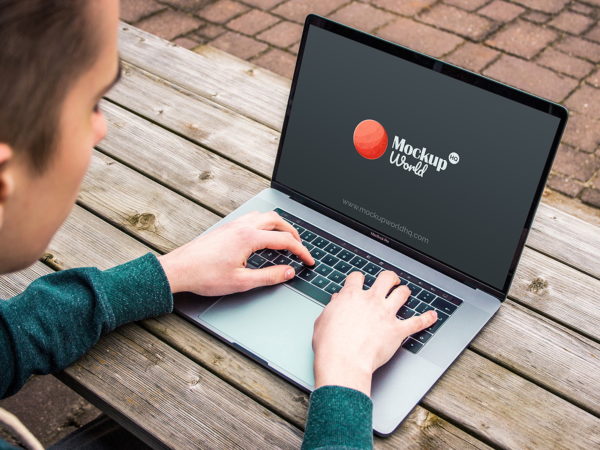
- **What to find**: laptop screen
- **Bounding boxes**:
[274,22,563,292]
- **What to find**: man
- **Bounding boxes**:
[0,1,436,448]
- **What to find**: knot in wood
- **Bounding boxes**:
[527,277,548,295]
[127,213,157,232]
[198,170,212,181]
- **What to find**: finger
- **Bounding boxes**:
[341,270,364,291]
[254,230,314,265]
[369,270,400,298]
[398,310,438,336]
[239,264,295,291]
[385,284,411,313]
[252,211,302,242]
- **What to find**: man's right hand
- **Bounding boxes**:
[312,270,437,397]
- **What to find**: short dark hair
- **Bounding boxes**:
[0,0,100,172]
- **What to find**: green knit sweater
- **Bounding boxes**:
[0,253,373,449]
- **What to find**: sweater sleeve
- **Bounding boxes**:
[302,385,374,449]
[0,253,173,399]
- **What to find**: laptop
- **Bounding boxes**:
[174,14,568,436]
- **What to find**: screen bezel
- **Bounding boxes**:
[271,14,568,299]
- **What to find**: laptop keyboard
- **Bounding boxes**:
[246,208,463,354]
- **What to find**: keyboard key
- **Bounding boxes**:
[261,261,275,268]
[406,296,420,309]
[334,261,353,273]
[349,256,367,269]
[432,297,458,315]
[324,243,341,255]
[425,310,449,334]
[311,275,330,289]
[364,274,376,288]
[302,241,315,251]
[310,248,326,260]
[292,223,305,234]
[400,278,409,285]
[315,263,333,276]
[417,290,435,303]
[273,254,291,266]
[287,277,331,306]
[260,249,278,260]
[402,338,423,353]
[321,254,339,267]
[325,283,342,294]
[363,263,381,275]
[313,237,329,248]
[416,303,434,313]
[407,283,422,296]
[248,253,266,268]
[412,330,433,344]
[397,306,414,319]
[290,261,303,272]
[327,270,345,284]
[337,250,354,261]
[300,230,317,242]
[298,269,317,282]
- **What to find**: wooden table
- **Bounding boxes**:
[1,24,599,449]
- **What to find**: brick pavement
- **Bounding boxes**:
[123,0,600,212]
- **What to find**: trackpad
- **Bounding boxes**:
[200,285,322,387]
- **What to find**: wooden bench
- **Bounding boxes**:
[1,23,599,449]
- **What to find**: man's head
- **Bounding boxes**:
[0,0,120,273]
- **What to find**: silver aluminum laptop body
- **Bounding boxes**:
[175,15,567,436]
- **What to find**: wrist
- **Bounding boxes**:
[157,253,183,294]
[314,356,373,397]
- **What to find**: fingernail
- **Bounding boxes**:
[285,268,294,280]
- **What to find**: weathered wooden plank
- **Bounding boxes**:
[97,100,269,217]
[64,324,302,449]
[0,262,53,297]
[510,246,600,341]
[118,24,600,282]
[106,61,279,178]
[81,151,218,253]
[118,24,290,131]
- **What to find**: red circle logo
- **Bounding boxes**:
[353,119,388,160]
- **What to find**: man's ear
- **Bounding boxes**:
[0,144,15,229]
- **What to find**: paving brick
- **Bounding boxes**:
[370,0,436,16]
[208,30,268,58]
[329,2,395,32]
[120,0,165,23]
[419,4,496,40]
[161,0,212,12]
[562,113,600,152]
[198,0,250,23]
[522,10,551,23]
[511,0,569,14]
[445,42,499,71]
[289,41,301,54]
[227,9,279,35]
[240,0,286,9]
[585,25,600,43]
[443,0,491,11]
[197,23,227,39]
[551,144,599,180]
[592,174,600,189]
[565,85,600,119]
[570,2,594,15]
[252,47,297,77]
[257,20,303,47]
[547,173,584,197]
[478,0,524,22]
[536,48,594,78]
[483,54,578,101]
[587,68,600,88]
[377,17,464,57]
[485,20,557,58]
[272,0,348,23]
[136,9,204,40]
[555,36,600,62]
[548,11,595,34]
[581,187,600,207]
[173,36,201,49]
